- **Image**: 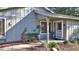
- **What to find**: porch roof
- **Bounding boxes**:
[51,14,79,20]
[34,8,79,20]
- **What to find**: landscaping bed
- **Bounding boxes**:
[59,43,79,51]
[14,46,50,51]
[0,40,79,51]
[0,42,50,51]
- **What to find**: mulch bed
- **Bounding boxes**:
[59,43,79,51]
[0,41,79,51]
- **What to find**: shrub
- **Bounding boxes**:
[48,42,58,49]
[41,41,48,47]
[27,33,39,40]
[69,39,79,44]
[21,33,39,43]
[63,40,69,44]
[69,39,76,43]
[57,42,62,45]
[77,39,79,44]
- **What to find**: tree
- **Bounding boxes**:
[49,7,79,17]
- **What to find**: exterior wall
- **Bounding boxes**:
[2,8,32,32]
[0,7,53,42]
[2,7,79,42]
[39,18,66,40]
[36,14,48,39]
[66,20,79,40]
[0,7,34,42]
[6,11,40,42]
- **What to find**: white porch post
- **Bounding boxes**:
[66,21,69,40]
[62,20,63,39]
[46,17,49,43]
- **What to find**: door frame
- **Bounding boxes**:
[53,20,63,39]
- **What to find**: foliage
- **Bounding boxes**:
[21,33,39,43]
[76,39,79,44]
[27,33,39,40]
[49,7,79,17]
[48,42,58,49]
[41,41,48,47]
[57,42,62,45]
[69,39,79,44]
[69,39,76,43]
[63,40,69,44]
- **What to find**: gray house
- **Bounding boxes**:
[0,7,79,43]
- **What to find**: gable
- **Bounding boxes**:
[33,7,54,17]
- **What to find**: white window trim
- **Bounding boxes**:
[40,20,52,34]
[0,18,6,36]
[53,20,63,39]
[4,18,6,36]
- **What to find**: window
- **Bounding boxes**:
[57,22,62,30]
[40,21,52,33]
[0,19,5,35]
[41,22,47,33]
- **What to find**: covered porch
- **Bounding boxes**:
[39,16,66,42]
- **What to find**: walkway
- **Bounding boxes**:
[0,42,42,51]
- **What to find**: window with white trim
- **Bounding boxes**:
[40,21,52,33]
[57,22,62,30]
[41,22,47,33]
[0,19,5,35]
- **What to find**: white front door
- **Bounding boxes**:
[53,20,63,39]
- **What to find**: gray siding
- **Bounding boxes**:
[66,20,79,40]
[6,11,39,42]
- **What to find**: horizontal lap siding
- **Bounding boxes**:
[66,20,79,40]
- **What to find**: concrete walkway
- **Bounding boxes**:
[0,42,42,51]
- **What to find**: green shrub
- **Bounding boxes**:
[63,40,69,44]
[69,39,76,43]
[27,33,39,40]
[57,42,62,45]
[69,39,79,44]
[77,39,79,44]
[48,42,58,49]
[41,41,48,47]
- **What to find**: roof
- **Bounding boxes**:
[34,7,79,20]
[51,14,79,20]
[0,7,79,20]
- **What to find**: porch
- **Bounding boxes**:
[39,17,66,42]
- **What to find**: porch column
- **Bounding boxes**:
[46,17,49,43]
[66,21,69,41]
